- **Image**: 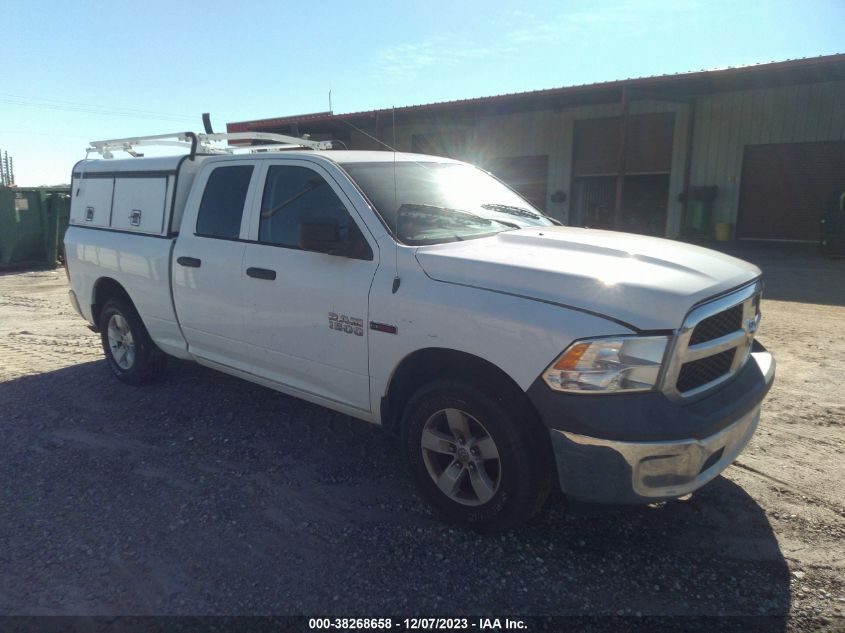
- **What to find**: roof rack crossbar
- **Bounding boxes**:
[209,132,332,150]
[86,131,333,158]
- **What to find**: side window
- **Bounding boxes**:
[195,165,253,239]
[259,165,370,258]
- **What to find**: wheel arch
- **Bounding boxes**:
[90,277,135,331]
[381,347,540,436]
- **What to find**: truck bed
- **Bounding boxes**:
[64,226,189,358]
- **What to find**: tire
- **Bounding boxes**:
[402,380,554,532]
[98,297,166,385]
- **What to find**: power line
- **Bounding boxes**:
[0,91,253,138]
[0,92,198,121]
[0,128,93,139]
[0,98,196,123]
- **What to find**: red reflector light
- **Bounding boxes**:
[369,321,398,334]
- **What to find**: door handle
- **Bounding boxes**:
[246,267,276,280]
[177,256,202,268]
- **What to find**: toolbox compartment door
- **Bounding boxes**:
[69,176,114,228]
[110,176,171,234]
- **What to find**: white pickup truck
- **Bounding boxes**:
[65,132,775,531]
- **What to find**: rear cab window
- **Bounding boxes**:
[196,165,254,239]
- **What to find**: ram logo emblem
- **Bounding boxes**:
[329,312,364,336]
[744,314,760,335]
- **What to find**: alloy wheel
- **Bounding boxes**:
[107,313,135,370]
[420,408,502,506]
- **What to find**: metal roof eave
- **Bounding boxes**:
[228,53,845,134]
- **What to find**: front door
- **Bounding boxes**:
[240,160,379,414]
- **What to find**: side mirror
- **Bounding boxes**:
[299,220,345,255]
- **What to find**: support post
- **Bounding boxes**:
[613,85,629,228]
[680,99,697,237]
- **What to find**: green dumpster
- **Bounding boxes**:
[0,186,71,268]
[0,188,44,267]
[39,188,71,265]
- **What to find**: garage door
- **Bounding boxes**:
[737,141,845,241]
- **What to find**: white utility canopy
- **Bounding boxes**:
[70,131,333,236]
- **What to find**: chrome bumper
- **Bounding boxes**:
[547,348,774,504]
[554,405,759,501]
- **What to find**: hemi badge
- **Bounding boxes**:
[370,321,398,335]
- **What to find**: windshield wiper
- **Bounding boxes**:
[481,203,540,220]
[398,203,511,228]
[486,218,520,229]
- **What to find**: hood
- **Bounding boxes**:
[414,227,761,331]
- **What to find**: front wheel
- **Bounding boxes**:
[98,298,166,385]
[402,381,553,532]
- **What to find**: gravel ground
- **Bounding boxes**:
[0,243,843,631]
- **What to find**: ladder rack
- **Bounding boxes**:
[87,131,334,159]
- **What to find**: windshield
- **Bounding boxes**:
[341,161,556,245]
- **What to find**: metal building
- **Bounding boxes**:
[228,54,845,242]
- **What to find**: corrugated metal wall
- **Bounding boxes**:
[346,79,845,238]
[689,79,845,231]
[349,100,690,235]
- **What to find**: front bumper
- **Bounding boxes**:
[532,343,775,504]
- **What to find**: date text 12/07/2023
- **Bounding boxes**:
[307,617,528,630]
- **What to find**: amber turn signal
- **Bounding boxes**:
[551,342,591,371]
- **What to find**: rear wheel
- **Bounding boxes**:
[402,381,553,531]
[98,298,166,384]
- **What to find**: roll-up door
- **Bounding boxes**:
[737,142,845,241]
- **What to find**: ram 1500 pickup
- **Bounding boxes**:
[65,134,775,530]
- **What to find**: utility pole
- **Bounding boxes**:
[0,151,16,186]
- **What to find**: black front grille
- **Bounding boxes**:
[677,349,736,393]
[689,304,743,345]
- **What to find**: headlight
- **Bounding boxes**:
[542,336,669,393]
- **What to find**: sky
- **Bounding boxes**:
[1,0,843,186]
